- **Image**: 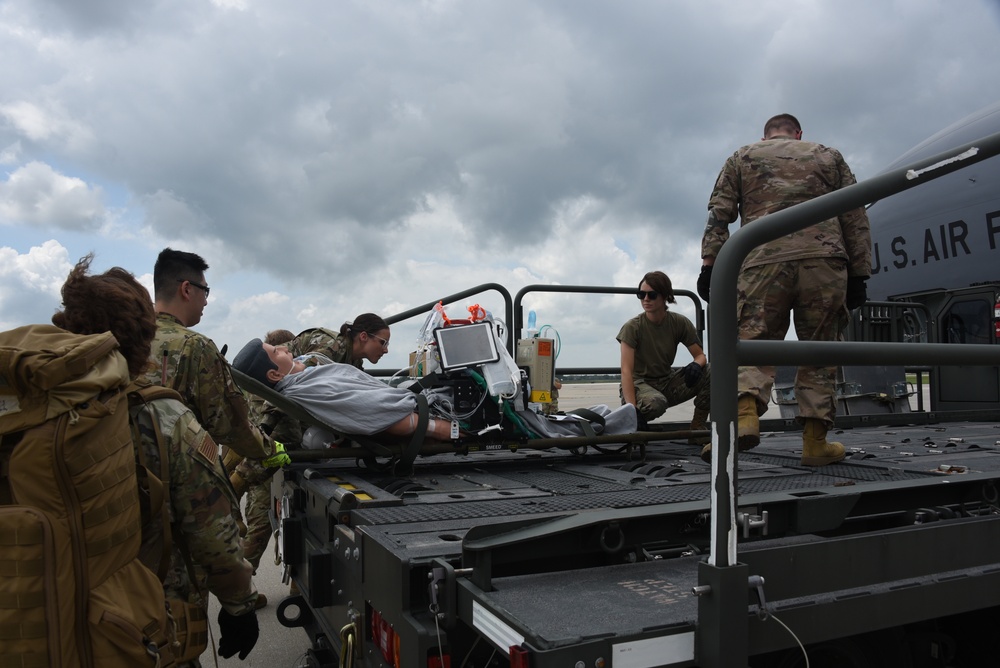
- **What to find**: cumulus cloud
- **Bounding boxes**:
[0,162,105,229]
[0,240,73,329]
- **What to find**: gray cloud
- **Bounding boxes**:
[1,0,1000,365]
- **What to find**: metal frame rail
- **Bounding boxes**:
[512,285,705,376]
[368,283,512,380]
[700,128,1000,666]
[378,283,705,378]
[382,281,514,345]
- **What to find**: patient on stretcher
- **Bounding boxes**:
[234,338,457,441]
[233,337,638,443]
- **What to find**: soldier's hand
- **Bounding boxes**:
[218,608,259,660]
[683,361,704,388]
[846,276,868,310]
[697,266,712,303]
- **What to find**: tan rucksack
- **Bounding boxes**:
[0,325,174,668]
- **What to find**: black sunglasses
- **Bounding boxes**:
[178,279,210,297]
[636,290,659,300]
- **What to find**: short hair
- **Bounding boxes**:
[265,329,296,346]
[339,313,388,339]
[52,254,157,378]
[233,338,279,387]
[638,271,676,304]
[763,113,801,137]
[153,248,209,301]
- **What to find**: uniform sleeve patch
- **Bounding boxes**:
[197,430,219,462]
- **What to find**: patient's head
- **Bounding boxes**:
[234,338,302,387]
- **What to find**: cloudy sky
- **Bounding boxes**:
[3,0,1000,371]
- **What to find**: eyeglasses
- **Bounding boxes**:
[369,334,389,350]
[178,279,210,297]
[636,290,659,300]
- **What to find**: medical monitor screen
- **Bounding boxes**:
[434,322,500,371]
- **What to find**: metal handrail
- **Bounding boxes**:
[512,284,704,374]
[371,283,513,378]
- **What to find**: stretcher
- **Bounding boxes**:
[231,368,704,475]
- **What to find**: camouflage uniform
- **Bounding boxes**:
[702,136,872,424]
[237,395,280,572]
[617,312,711,422]
[130,385,257,667]
[287,328,359,368]
[144,313,271,460]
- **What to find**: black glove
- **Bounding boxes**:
[683,361,704,388]
[845,276,868,310]
[218,608,259,660]
[697,266,712,303]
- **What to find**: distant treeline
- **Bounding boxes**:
[558,374,621,384]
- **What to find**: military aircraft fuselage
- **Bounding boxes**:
[867,100,1000,301]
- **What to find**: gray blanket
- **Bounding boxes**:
[277,363,418,433]
[279,362,638,439]
[516,403,637,438]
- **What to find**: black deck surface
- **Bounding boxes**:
[291,414,1000,656]
[337,416,1000,529]
[475,554,704,648]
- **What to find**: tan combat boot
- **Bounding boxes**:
[737,395,760,451]
[688,407,711,445]
[800,418,846,466]
[700,397,761,462]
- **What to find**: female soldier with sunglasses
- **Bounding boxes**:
[288,312,391,369]
[617,270,711,449]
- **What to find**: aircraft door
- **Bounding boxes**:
[933,291,1000,409]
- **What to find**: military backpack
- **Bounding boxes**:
[0,325,174,668]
